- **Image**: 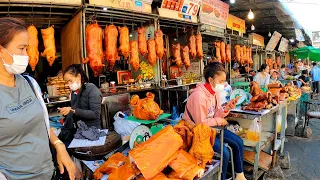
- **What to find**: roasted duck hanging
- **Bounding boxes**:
[41,25,57,66]
[196,33,203,60]
[155,29,165,60]
[82,22,104,76]
[214,42,221,63]
[105,25,119,70]
[138,27,148,56]
[118,26,130,59]
[130,40,140,71]
[226,44,231,63]
[220,41,226,63]
[172,43,183,67]
[234,45,241,63]
[27,25,39,71]
[189,35,197,59]
[147,39,157,66]
[182,46,191,69]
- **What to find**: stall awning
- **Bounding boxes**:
[290,46,320,61]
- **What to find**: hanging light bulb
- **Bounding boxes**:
[251,24,255,31]
[248,9,254,19]
[230,0,235,3]
[289,38,295,43]
[268,32,272,37]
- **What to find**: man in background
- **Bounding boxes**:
[311,62,320,93]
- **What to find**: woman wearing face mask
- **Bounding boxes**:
[0,18,77,180]
[183,63,246,180]
[58,64,102,129]
[253,64,270,87]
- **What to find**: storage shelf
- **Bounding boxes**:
[242,131,275,152]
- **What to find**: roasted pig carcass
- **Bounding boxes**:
[147,39,157,66]
[138,27,148,56]
[155,29,165,60]
[105,25,119,70]
[129,40,140,71]
[182,46,191,69]
[41,25,57,66]
[174,120,193,151]
[189,35,197,59]
[27,25,39,71]
[118,26,130,59]
[169,149,198,177]
[234,45,241,63]
[93,152,127,180]
[82,22,104,76]
[220,41,226,63]
[130,92,164,120]
[214,42,221,63]
[196,33,203,60]
[108,158,139,180]
[226,44,231,63]
[189,124,216,168]
[172,43,183,67]
[250,81,265,97]
[243,100,268,112]
[168,165,204,180]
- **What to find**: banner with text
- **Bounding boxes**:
[199,0,229,29]
[250,33,265,47]
[266,31,282,51]
[278,37,289,52]
[227,14,245,33]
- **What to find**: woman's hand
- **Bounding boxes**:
[58,107,74,116]
[225,96,240,111]
[55,144,77,180]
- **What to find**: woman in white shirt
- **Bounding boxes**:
[253,64,270,87]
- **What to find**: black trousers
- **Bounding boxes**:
[313,81,319,93]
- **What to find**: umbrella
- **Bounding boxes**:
[290,46,320,61]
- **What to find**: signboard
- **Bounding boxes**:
[250,33,265,47]
[199,0,229,29]
[181,60,201,78]
[227,14,245,34]
[278,37,289,52]
[266,31,282,51]
[161,0,201,16]
[89,0,153,13]
[312,31,320,48]
[295,29,305,42]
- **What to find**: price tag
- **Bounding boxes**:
[161,0,200,15]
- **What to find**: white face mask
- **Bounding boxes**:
[212,81,225,92]
[69,81,81,91]
[2,48,29,74]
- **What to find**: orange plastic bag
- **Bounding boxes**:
[169,150,197,177]
[129,125,183,179]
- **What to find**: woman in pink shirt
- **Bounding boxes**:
[183,63,246,180]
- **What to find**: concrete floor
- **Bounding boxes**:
[283,119,320,180]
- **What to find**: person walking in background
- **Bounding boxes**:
[311,62,320,93]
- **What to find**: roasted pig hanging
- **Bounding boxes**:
[41,25,57,66]
[226,44,231,63]
[214,42,221,63]
[220,41,226,63]
[172,43,183,67]
[147,39,157,66]
[196,33,203,60]
[118,26,130,59]
[82,22,104,76]
[189,35,197,59]
[182,46,191,69]
[155,29,165,60]
[138,27,148,56]
[234,45,241,63]
[105,25,119,70]
[27,25,39,71]
[130,40,140,71]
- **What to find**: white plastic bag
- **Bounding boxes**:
[247,117,261,142]
[113,111,140,138]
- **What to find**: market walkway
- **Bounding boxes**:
[283,119,320,180]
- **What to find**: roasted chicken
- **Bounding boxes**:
[220,41,226,63]
[265,58,274,69]
[118,26,130,59]
[130,92,164,120]
[189,35,197,59]
[189,124,216,168]
[172,43,183,67]
[41,25,57,66]
[82,22,104,76]
[214,42,221,63]
[105,25,119,70]
[93,152,126,180]
[27,25,39,71]
[130,40,140,71]
[155,29,165,60]
[196,33,203,60]
[226,44,231,63]
[182,46,191,69]
[147,39,157,66]
[138,27,148,56]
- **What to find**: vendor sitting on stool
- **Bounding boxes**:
[183,62,246,180]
